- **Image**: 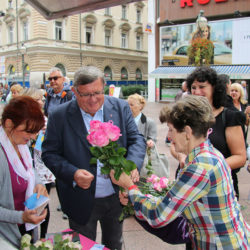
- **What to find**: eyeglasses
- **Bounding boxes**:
[76,88,104,98]
[48,76,62,81]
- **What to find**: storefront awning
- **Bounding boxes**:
[149,65,250,80]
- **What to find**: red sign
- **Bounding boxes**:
[180,0,227,8]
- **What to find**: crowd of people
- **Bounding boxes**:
[0,66,249,249]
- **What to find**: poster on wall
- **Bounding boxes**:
[232,19,250,64]
[160,17,250,66]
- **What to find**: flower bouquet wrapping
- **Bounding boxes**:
[187,37,214,66]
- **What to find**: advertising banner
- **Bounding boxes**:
[160,17,250,66]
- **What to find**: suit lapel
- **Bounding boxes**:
[103,97,117,123]
[67,100,89,147]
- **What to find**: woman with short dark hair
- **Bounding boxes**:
[0,96,48,247]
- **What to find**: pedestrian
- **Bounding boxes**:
[42,66,146,250]
[21,87,55,239]
[0,96,48,247]
[187,66,246,200]
[44,67,73,117]
[43,67,74,219]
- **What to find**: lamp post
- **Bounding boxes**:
[20,43,26,87]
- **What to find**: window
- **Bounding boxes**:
[121,5,127,19]
[121,33,127,48]
[104,66,112,81]
[8,0,13,8]
[55,21,62,40]
[136,68,142,80]
[9,65,15,75]
[55,63,66,76]
[9,26,14,44]
[105,8,111,16]
[136,35,141,50]
[136,10,141,23]
[105,29,111,46]
[23,22,28,41]
[121,67,128,80]
[86,27,92,44]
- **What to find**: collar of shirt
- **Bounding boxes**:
[134,112,142,126]
[80,106,104,132]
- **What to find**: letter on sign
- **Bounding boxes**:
[197,0,210,4]
[180,0,193,7]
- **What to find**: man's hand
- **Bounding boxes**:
[22,208,47,224]
[74,169,94,189]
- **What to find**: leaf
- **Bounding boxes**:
[101,165,111,175]
[117,147,127,155]
[125,160,137,171]
[54,234,62,244]
[90,157,97,164]
[90,147,102,157]
[114,168,123,180]
[109,156,121,165]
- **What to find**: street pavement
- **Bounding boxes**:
[0,101,249,249]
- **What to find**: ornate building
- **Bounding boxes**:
[0,0,148,87]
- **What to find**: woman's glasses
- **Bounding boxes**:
[48,76,62,81]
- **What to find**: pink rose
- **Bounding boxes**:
[89,120,102,132]
[159,177,169,189]
[87,130,109,147]
[147,174,160,184]
[153,182,162,192]
[101,121,121,142]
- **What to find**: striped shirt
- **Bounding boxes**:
[129,140,250,249]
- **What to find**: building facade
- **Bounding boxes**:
[0,0,148,87]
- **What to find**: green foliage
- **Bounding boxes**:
[121,85,147,98]
[104,85,147,99]
[90,141,137,180]
[187,37,214,66]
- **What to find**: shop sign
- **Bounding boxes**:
[181,0,227,8]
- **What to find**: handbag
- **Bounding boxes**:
[135,215,191,245]
[140,144,170,178]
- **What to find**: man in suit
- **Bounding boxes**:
[42,66,146,250]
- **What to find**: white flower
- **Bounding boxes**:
[20,234,31,247]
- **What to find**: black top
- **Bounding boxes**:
[209,108,242,159]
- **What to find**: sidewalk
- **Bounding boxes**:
[47,101,250,250]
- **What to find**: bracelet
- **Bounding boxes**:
[128,185,138,191]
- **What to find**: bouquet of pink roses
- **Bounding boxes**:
[87,120,137,180]
[120,174,174,220]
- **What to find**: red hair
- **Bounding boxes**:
[1,96,45,133]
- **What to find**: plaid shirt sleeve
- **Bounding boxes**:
[129,162,211,228]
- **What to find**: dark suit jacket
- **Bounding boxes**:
[42,96,146,224]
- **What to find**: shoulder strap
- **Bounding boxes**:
[66,90,73,100]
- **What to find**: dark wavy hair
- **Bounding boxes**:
[1,96,45,133]
[186,66,227,109]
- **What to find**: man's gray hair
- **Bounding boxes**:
[49,67,63,76]
[73,66,104,87]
